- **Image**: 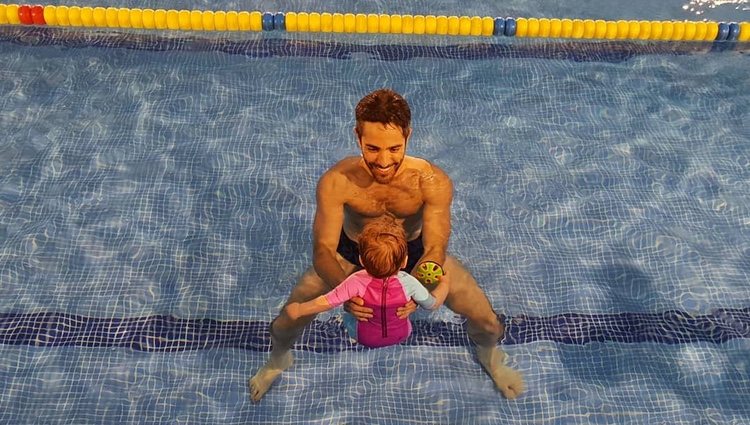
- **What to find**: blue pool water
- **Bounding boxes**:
[1,1,750,424]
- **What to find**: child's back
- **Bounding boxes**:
[332,270,434,347]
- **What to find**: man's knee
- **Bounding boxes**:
[286,268,328,305]
[468,313,503,339]
[286,257,356,305]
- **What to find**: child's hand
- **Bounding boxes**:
[285,303,301,320]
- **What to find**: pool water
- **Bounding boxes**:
[1,1,749,423]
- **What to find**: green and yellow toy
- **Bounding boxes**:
[415,261,444,287]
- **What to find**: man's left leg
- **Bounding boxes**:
[443,255,525,399]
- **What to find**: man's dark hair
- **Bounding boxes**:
[355,88,411,138]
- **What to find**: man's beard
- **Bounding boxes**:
[368,161,401,184]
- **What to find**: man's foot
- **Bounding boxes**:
[476,346,525,399]
[249,351,294,402]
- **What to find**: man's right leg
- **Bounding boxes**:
[249,258,358,402]
[248,266,326,402]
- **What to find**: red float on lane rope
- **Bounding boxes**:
[18,5,33,24]
[31,5,46,25]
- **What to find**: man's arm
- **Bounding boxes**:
[415,163,453,270]
[312,170,349,289]
[394,163,451,321]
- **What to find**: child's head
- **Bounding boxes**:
[358,215,407,279]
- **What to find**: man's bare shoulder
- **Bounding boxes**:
[327,156,362,174]
[405,156,452,187]
[317,157,361,193]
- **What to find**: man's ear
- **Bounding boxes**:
[354,127,363,148]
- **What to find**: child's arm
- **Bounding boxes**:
[286,272,368,320]
[426,273,450,309]
[285,296,333,320]
[401,272,451,311]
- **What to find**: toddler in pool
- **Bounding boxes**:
[285,215,449,347]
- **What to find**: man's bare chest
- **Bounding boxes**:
[345,186,423,218]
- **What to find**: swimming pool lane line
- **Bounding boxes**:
[0,4,748,42]
[1,309,748,353]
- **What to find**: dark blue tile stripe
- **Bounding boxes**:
[504,308,750,345]
[0,309,748,353]
[0,26,728,63]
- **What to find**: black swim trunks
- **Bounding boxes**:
[336,229,424,273]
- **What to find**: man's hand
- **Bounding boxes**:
[396,299,417,319]
[344,296,373,321]
[345,295,418,321]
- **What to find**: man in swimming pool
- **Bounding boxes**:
[249,88,525,402]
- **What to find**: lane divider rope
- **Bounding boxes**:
[1,4,748,42]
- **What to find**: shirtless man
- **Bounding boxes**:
[249,88,524,402]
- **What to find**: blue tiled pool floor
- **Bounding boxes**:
[1,25,749,424]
